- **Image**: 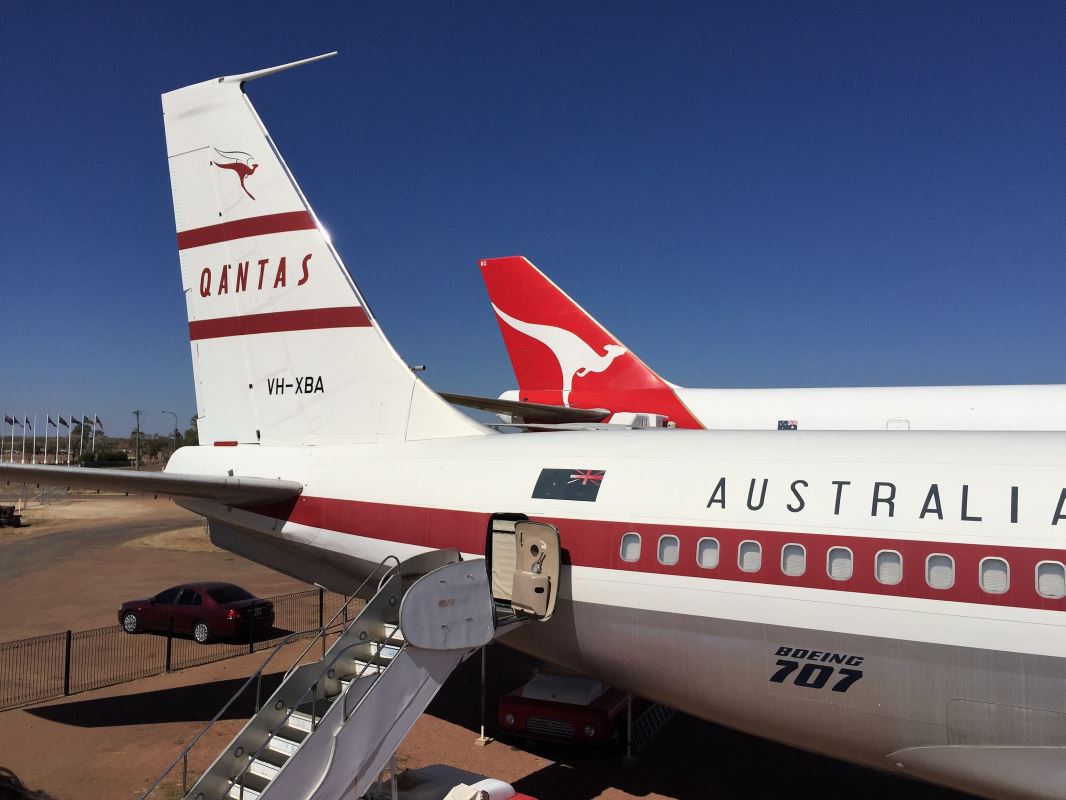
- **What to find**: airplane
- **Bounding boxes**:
[458,255,1066,431]
[3,54,1066,800]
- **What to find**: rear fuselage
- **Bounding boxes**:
[171,428,1066,799]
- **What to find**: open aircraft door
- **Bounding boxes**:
[489,517,561,621]
[511,521,561,620]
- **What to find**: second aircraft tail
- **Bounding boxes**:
[479,256,701,427]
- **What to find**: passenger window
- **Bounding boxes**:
[875,550,902,585]
[781,544,805,577]
[175,590,196,606]
[155,588,181,604]
[696,538,719,569]
[1037,561,1066,599]
[926,554,954,590]
[620,532,641,563]
[738,540,762,572]
[190,593,203,606]
[827,547,853,581]
[979,557,1009,594]
[657,535,680,566]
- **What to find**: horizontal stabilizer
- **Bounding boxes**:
[0,463,302,505]
[440,392,609,424]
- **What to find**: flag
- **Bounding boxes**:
[48,416,57,428]
[24,417,32,429]
[13,418,22,427]
[3,415,11,425]
[82,416,92,425]
[94,416,103,429]
[778,420,798,430]
[532,468,606,502]
[59,417,69,427]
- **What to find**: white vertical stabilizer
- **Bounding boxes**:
[162,58,484,445]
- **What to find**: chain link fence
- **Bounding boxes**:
[0,588,346,711]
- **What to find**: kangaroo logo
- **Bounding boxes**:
[211,148,259,200]
[492,304,627,407]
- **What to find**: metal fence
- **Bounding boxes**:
[0,588,348,711]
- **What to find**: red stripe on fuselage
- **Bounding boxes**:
[177,211,316,250]
[239,495,1066,613]
[188,307,371,340]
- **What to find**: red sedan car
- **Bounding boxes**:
[118,582,274,644]
[498,668,632,747]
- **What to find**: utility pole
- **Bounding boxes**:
[161,410,179,458]
[132,410,142,470]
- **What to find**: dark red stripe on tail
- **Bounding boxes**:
[189,307,371,341]
[177,211,316,250]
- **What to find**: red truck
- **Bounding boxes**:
[498,668,633,747]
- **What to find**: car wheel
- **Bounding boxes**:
[193,621,211,644]
[121,612,139,633]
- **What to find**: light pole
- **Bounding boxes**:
[132,410,142,470]
[161,410,179,457]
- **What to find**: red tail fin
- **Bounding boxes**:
[479,256,702,428]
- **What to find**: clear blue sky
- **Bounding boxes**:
[1,1,1063,436]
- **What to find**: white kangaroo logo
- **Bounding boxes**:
[492,304,627,407]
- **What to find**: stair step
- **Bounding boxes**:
[295,694,335,719]
[369,642,401,660]
[384,625,405,643]
[226,770,270,799]
[266,725,307,758]
[248,756,281,782]
[287,710,317,734]
[226,784,260,800]
[254,746,290,769]
[347,659,383,679]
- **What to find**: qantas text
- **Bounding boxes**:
[199,253,312,297]
[706,477,1066,525]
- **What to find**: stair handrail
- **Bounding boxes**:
[222,637,398,800]
[221,574,406,800]
[138,554,400,800]
[284,555,400,681]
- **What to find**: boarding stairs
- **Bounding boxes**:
[141,547,527,800]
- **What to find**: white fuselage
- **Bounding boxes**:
[171,428,1066,799]
[673,383,1066,431]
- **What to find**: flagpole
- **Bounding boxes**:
[31,415,37,464]
[67,415,73,465]
[78,415,85,459]
[21,417,26,464]
[54,415,60,465]
[91,410,97,454]
[42,416,47,465]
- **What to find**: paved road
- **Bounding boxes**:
[0,517,196,581]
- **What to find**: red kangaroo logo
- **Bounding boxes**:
[211,148,259,200]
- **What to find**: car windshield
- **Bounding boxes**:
[207,585,254,604]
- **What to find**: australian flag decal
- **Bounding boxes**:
[778,420,798,430]
[532,468,606,502]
